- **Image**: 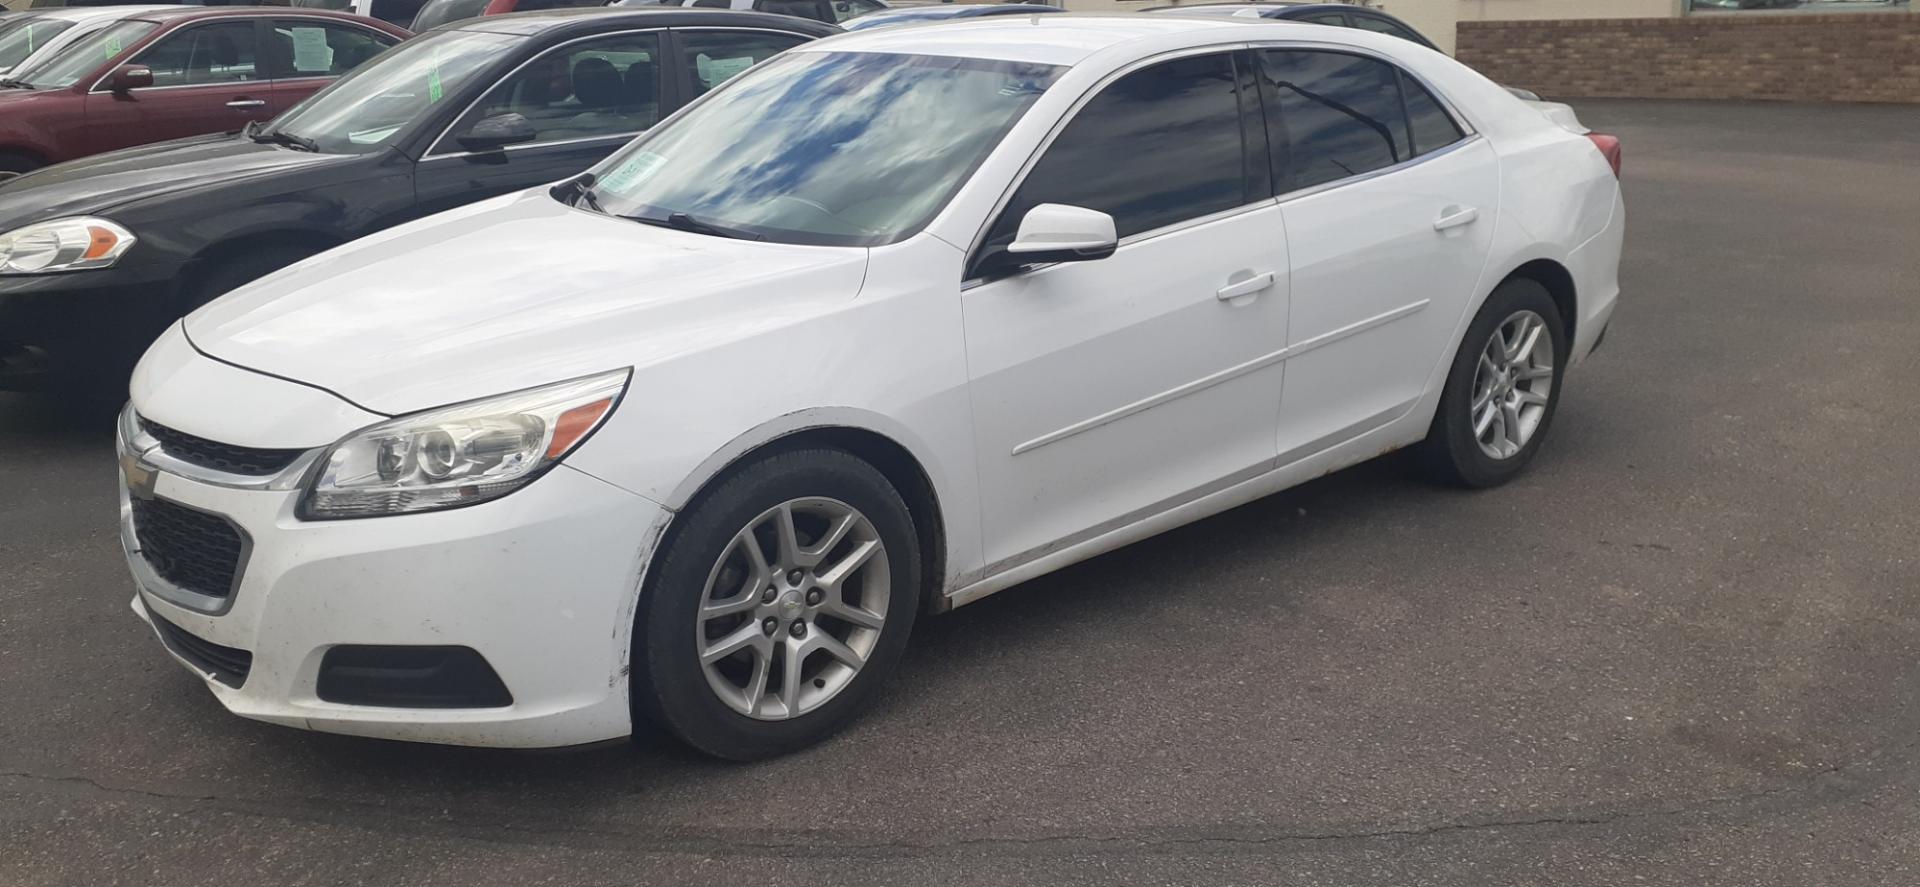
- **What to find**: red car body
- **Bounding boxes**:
[0,8,409,175]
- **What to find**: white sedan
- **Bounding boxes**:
[119,16,1623,758]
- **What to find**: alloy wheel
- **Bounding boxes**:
[695,497,890,720]
[1470,309,1556,460]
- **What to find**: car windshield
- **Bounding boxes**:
[0,17,77,74]
[260,28,517,154]
[13,19,155,88]
[410,0,491,32]
[580,51,1062,247]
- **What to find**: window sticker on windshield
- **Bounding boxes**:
[427,47,443,103]
[600,151,665,192]
[105,34,121,58]
[695,54,753,87]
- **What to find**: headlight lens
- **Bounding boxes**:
[299,369,629,520]
[0,217,136,274]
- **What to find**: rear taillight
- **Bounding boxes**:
[1588,133,1623,179]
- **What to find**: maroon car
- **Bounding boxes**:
[0,7,409,180]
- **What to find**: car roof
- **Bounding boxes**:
[122,6,385,26]
[444,7,841,38]
[15,5,180,24]
[812,14,1267,66]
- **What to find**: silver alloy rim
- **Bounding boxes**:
[1470,309,1556,460]
[695,497,889,721]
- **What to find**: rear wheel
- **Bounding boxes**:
[633,448,920,760]
[1418,278,1568,487]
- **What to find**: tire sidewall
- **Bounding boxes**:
[635,449,921,760]
[1435,279,1569,487]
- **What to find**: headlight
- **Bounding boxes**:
[0,217,136,274]
[299,369,630,520]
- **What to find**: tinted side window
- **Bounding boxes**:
[1401,71,1463,156]
[1259,50,1408,192]
[1299,12,1348,25]
[680,30,808,98]
[1350,14,1426,47]
[758,0,829,21]
[447,31,663,149]
[134,22,261,87]
[410,0,491,30]
[987,52,1250,246]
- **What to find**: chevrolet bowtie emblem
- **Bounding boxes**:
[122,452,158,501]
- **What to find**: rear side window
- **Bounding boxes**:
[1259,50,1463,193]
[758,0,830,21]
[1260,50,1404,191]
[1401,72,1464,156]
[680,30,808,98]
[270,21,397,78]
[1350,14,1427,47]
[988,52,1254,244]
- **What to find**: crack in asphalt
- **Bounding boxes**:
[0,747,1896,858]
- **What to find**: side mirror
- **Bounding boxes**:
[456,112,538,152]
[1005,203,1117,264]
[108,65,154,93]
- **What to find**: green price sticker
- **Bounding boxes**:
[105,35,122,59]
[427,48,443,103]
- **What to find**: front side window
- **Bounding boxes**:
[134,21,261,86]
[443,31,662,151]
[987,52,1253,248]
[679,30,807,99]
[270,21,398,78]
[262,28,516,154]
[583,51,1062,247]
[15,19,157,88]
[0,17,77,74]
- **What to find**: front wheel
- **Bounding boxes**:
[1418,278,1569,487]
[633,448,920,760]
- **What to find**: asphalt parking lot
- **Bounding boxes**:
[3,99,1918,886]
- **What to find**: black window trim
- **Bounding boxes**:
[420,25,681,161]
[1248,41,1477,205]
[961,44,1277,285]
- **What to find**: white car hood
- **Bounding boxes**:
[186,190,870,415]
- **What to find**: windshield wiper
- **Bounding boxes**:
[249,128,317,153]
[0,78,34,90]
[558,173,603,213]
[629,211,763,242]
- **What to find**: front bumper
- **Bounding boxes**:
[119,421,668,749]
[0,260,186,391]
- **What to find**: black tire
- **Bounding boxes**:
[184,246,316,313]
[633,447,921,761]
[1417,278,1569,488]
[0,152,42,184]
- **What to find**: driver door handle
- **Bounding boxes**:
[1216,271,1277,302]
[226,98,266,109]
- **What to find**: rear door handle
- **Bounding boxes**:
[226,98,266,108]
[1216,271,1276,302]
[1433,205,1479,232]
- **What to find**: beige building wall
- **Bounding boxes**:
[1458,0,1683,21]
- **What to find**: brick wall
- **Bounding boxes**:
[1457,13,1920,104]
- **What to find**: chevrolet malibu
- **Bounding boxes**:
[120,16,1624,759]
